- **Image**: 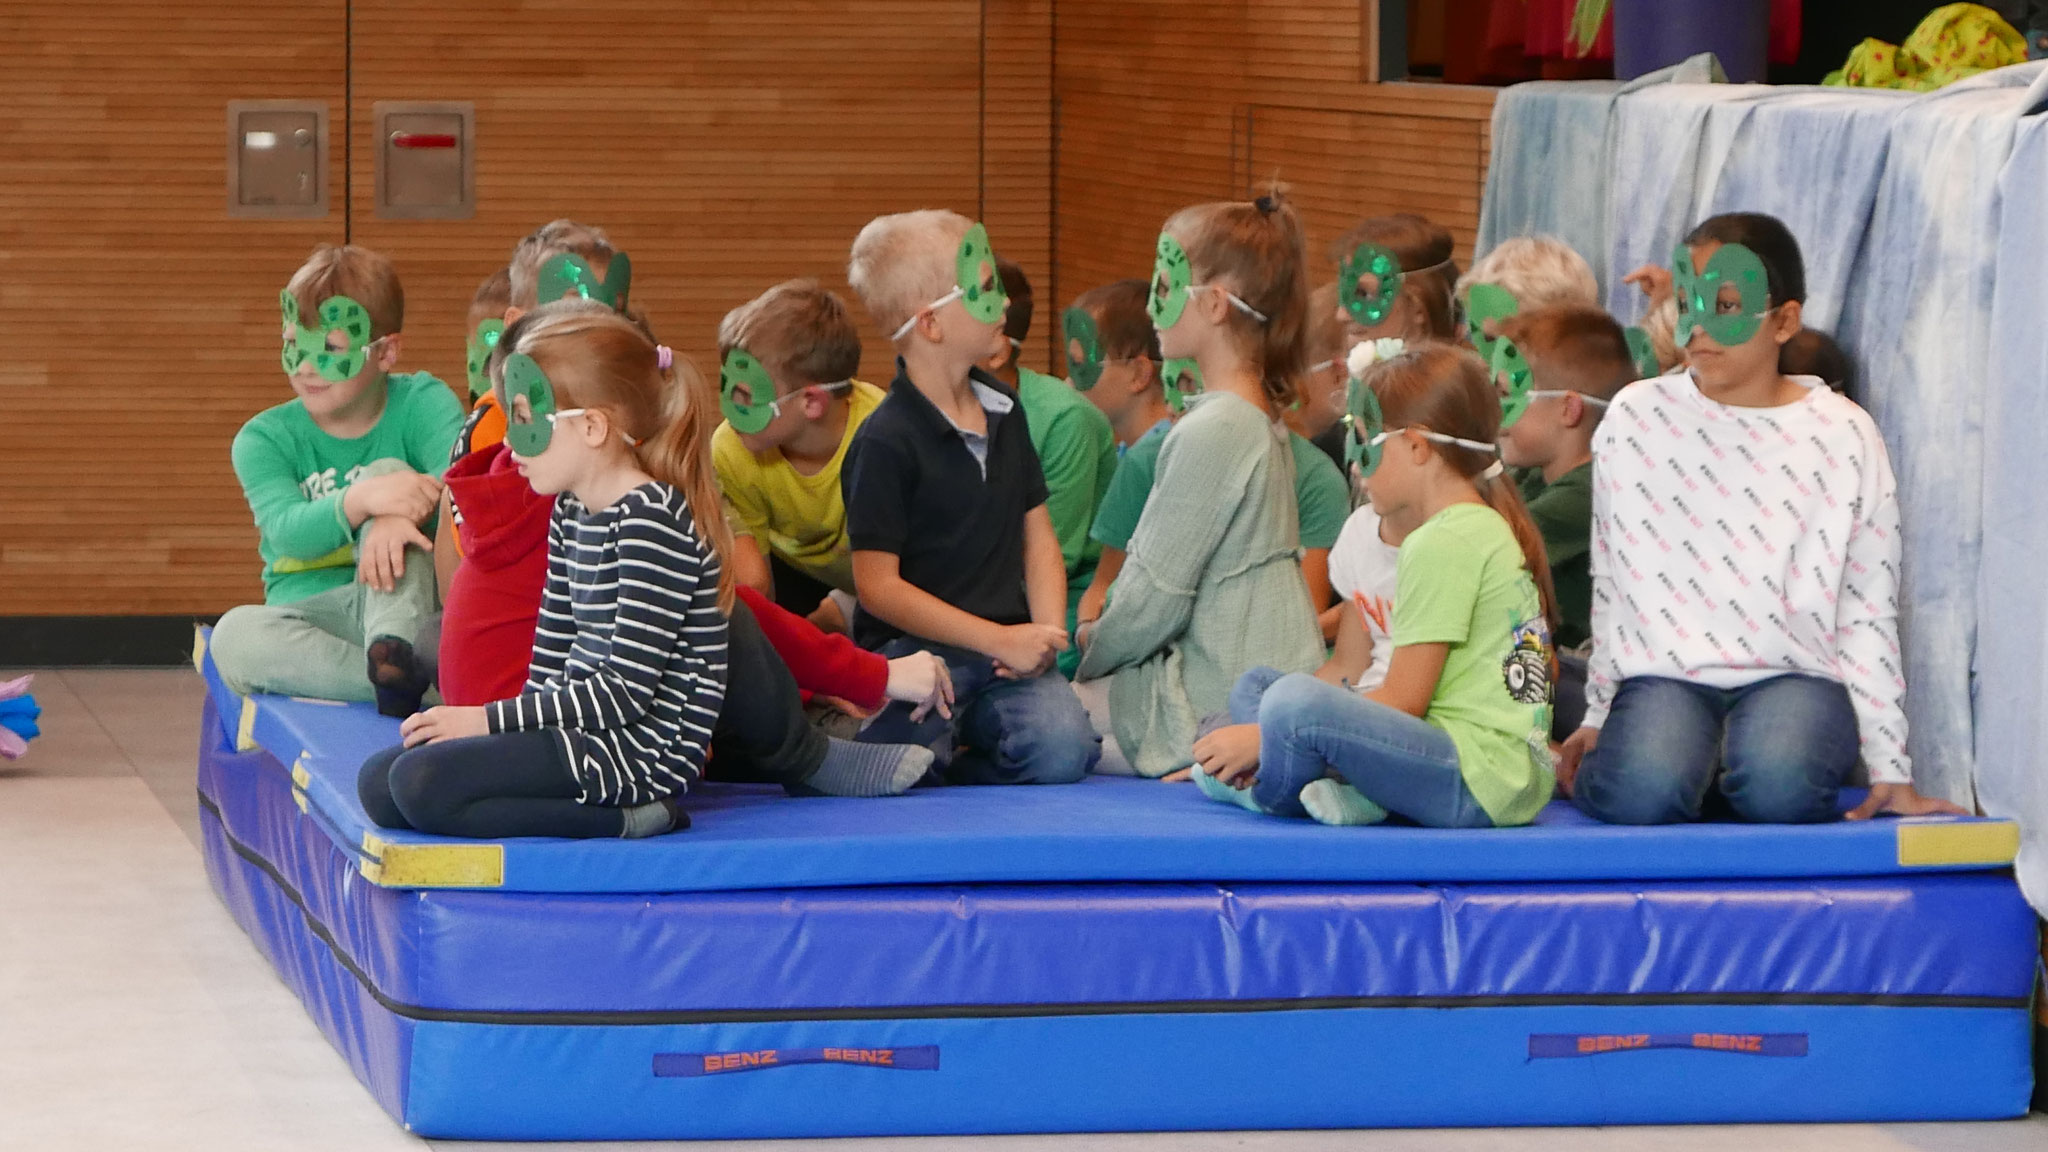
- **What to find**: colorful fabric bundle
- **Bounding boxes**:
[1824,3,2027,90]
[0,675,41,760]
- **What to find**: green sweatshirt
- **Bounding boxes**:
[229,371,464,604]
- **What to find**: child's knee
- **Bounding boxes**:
[357,745,412,829]
[1720,756,1843,824]
[1252,672,1324,735]
[386,749,455,831]
[1228,666,1286,725]
[1572,752,1700,826]
[1004,684,1101,783]
[207,605,275,693]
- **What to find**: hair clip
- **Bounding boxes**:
[656,344,674,371]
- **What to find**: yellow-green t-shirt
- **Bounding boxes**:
[1391,502,1555,826]
[711,379,883,593]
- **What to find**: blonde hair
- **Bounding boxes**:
[1366,343,1559,630]
[1643,295,1684,373]
[286,245,404,338]
[717,279,863,394]
[1331,215,1459,340]
[508,219,622,310]
[1458,236,1599,313]
[1163,186,1311,410]
[500,306,736,612]
[847,209,972,342]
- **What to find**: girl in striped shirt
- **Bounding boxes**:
[359,309,931,839]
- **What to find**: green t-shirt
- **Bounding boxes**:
[1015,367,1117,591]
[1518,463,1593,650]
[1392,502,1555,826]
[230,371,464,605]
[1091,419,1349,553]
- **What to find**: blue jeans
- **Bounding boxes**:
[1229,667,1492,828]
[857,640,1101,785]
[1573,674,1857,825]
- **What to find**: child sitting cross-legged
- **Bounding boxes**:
[712,279,883,627]
[211,244,463,716]
[1562,213,1965,825]
[1191,344,1558,828]
[842,210,1101,785]
[1073,189,1327,778]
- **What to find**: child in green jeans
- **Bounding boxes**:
[210,245,463,715]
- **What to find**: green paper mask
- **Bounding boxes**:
[1493,336,1534,428]
[719,348,778,435]
[537,251,633,310]
[1673,242,1770,346]
[1624,325,1660,379]
[955,223,1006,323]
[1339,243,1402,327]
[1343,373,1386,477]
[1148,233,1194,329]
[502,352,561,457]
[465,319,505,399]
[1162,357,1202,414]
[1063,307,1104,391]
[280,290,373,382]
[1465,282,1519,363]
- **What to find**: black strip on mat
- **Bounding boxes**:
[196,792,2032,1028]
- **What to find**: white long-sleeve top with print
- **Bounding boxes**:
[1584,374,1911,784]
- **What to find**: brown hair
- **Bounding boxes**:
[466,267,511,333]
[996,258,1034,345]
[1072,279,1160,364]
[507,219,623,310]
[1307,282,1348,364]
[1367,343,1558,629]
[1779,328,1852,397]
[1331,214,1458,340]
[1162,185,1310,410]
[1497,306,1636,406]
[286,244,404,338]
[501,305,736,612]
[717,279,863,395]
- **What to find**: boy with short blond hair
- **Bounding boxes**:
[712,279,882,618]
[841,210,1100,784]
[211,244,462,715]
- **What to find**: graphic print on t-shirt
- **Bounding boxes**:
[1502,613,1553,706]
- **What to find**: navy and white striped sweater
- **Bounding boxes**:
[485,482,728,806]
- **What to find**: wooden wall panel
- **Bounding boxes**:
[0,3,346,616]
[983,0,1057,370]
[347,0,994,411]
[1054,0,1496,307]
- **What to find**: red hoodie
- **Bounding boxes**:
[437,442,889,712]
[438,442,552,706]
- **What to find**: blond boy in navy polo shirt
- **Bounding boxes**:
[841,210,1101,784]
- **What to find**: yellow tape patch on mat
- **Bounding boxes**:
[360,832,505,888]
[190,627,207,674]
[236,698,259,752]
[1896,821,2019,867]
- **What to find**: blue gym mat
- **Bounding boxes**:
[195,629,2020,893]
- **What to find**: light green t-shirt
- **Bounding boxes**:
[1091,420,1349,553]
[1391,502,1555,826]
[1014,367,1117,591]
[230,371,464,605]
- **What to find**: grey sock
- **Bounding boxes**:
[803,738,934,798]
[620,798,676,838]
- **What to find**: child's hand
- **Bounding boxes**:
[1556,726,1599,795]
[1192,723,1261,788]
[358,515,432,593]
[1622,265,1674,307]
[991,624,1067,680]
[400,705,487,748]
[1844,783,1971,821]
[886,651,955,722]
[345,469,443,525]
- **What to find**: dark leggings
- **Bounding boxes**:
[358,600,827,836]
[357,729,626,839]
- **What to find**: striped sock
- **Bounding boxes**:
[803,739,933,798]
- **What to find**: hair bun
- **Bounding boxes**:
[1254,194,1280,215]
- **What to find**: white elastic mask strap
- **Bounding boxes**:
[891,286,966,341]
[1527,390,1610,410]
[1193,283,1269,324]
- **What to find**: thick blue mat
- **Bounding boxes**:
[195,630,2021,893]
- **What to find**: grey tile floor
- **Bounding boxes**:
[2,666,2045,1151]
